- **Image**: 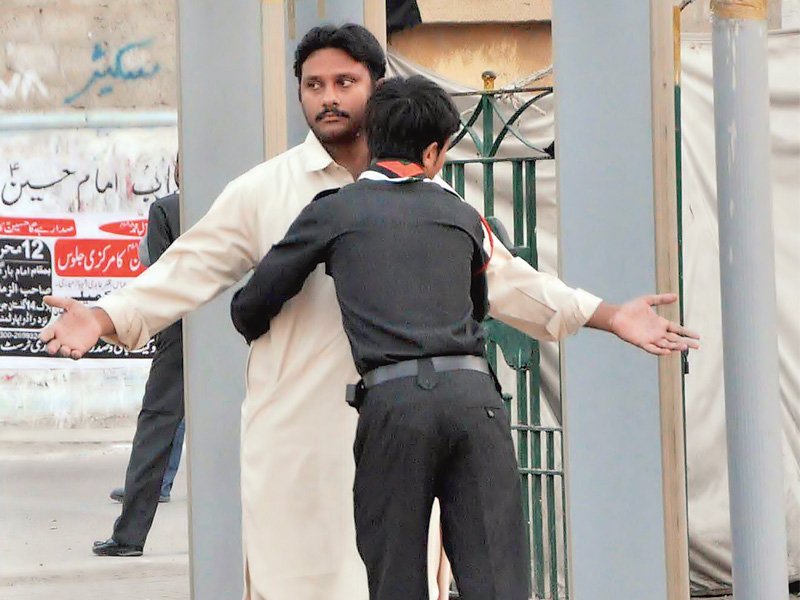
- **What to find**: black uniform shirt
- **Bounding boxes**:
[230,172,489,375]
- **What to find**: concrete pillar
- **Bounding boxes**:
[177,1,384,597]
[552,1,688,598]
[176,2,264,598]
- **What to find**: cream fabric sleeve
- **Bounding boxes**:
[96,176,261,350]
[485,232,603,341]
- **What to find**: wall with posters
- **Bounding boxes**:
[0,0,178,426]
[0,126,178,426]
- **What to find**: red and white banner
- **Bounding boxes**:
[0,212,155,362]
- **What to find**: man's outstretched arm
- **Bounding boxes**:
[39,173,262,358]
[585,293,699,355]
[484,233,699,354]
[39,299,116,359]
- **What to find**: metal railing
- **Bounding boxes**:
[442,74,567,599]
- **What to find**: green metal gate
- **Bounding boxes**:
[442,77,568,600]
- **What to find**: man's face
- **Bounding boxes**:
[299,48,373,145]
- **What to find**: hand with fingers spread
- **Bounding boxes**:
[587,293,700,356]
[38,296,116,360]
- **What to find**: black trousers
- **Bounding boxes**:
[353,369,529,600]
[113,327,184,548]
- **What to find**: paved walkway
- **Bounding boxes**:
[0,426,190,600]
[1,427,796,600]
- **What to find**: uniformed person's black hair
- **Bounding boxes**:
[293,24,386,82]
[365,75,461,164]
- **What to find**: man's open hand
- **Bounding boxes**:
[609,293,700,356]
[39,296,104,360]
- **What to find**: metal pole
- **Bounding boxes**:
[711,2,789,598]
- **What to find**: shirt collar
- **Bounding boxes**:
[358,165,461,200]
[301,130,336,173]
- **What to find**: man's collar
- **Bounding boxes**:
[302,130,335,173]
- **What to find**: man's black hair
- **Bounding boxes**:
[293,24,386,82]
[365,75,461,164]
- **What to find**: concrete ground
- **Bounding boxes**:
[0,426,190,600]
[1,426,796,600]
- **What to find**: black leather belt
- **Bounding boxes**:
[361,355,490,389]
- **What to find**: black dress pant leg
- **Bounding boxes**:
[353,379,442,600]
[436,372,529,600]
[112,333,184,548]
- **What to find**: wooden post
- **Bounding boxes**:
[652,2,690,598]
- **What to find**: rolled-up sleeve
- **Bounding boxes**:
[96,177,260,350]
[485,232,602,341]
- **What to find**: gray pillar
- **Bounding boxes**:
[711,2,789,598]
[552,2,672,598]
[176,2,264,598]
[177,2,383,598]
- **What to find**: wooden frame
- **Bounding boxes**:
[651,2,690,598]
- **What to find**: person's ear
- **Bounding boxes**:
[421,141,439,172]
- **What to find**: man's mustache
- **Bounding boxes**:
[316,107,350,121]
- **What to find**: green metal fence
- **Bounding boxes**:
[442,79,568,600]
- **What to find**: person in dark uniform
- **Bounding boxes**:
[230,75,529,599]
[93,188,185,557]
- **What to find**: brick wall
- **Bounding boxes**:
[0,0,177,111]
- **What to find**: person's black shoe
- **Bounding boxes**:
[92,538,143,557]
[109,487,171,503]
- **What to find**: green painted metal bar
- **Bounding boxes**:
[516,367,532,596]
[674,24,691,532]
[557,352,570,600]
[675,87,685,331]
[525,161,538,269]
[512,161,524,245]
[454,163,466,198]
[446,156,551,166]
[482,95,495,217]
[547,431,558,599]
[442,163,453,186]
[561,433,570,600]
[483,162,495,216]
[450,86,552,98]
[531,373,545,598]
